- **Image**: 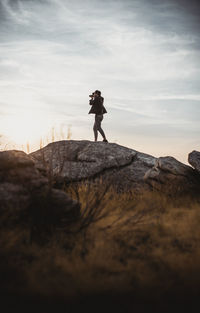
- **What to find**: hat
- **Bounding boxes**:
[95,90,101,96]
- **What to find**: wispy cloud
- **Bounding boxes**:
[0,0,200,163]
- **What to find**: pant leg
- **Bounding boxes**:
[93,117,98,141]
[95,114,106,139]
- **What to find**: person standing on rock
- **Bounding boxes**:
[88,90,108,142]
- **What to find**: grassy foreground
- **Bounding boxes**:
[1,182,200,312]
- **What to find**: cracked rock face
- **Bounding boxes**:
[30,140,137,181]
[30,140,200,195]
[188,151,200,174]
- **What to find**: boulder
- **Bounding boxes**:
[188,151,200,174]
[0,150,80,228]
[31,140,137,181]
[0,150,34,170]
[30,140,200,195]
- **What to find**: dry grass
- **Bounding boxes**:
[1,181,200,312]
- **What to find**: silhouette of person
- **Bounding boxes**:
[88,90,108,142]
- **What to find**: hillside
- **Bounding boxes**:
[0,141,200,313]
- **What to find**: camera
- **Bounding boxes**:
[89,92,95,97]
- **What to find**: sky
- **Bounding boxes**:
[0,0,200,164]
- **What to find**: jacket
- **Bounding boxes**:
[88,96,107,115]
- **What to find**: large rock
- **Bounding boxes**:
[0,150,80,228]
[30,140,200,195]
[0,150,34,170]
[30,140,137,180]
[188,151,200,174]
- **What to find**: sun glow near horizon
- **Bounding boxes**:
[1,109,60,151]
[0,113,195,165]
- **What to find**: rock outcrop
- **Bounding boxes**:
[188,150,200,174]
[1,141,199,220]
[0,150,80,229]
[30,140,200,195]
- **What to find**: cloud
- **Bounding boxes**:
[0,0,199,162]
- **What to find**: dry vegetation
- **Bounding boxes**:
[1,179,200,312]
[1,132,200,312]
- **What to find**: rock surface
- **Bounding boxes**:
[1,141,199,216]
[188,150,200,174]
[0,150,80,228]
[30,140,200,195]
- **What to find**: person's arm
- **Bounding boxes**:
[89,97,95,105]
[90,97,99,105]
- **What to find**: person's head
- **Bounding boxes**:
[95,90,101,97]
